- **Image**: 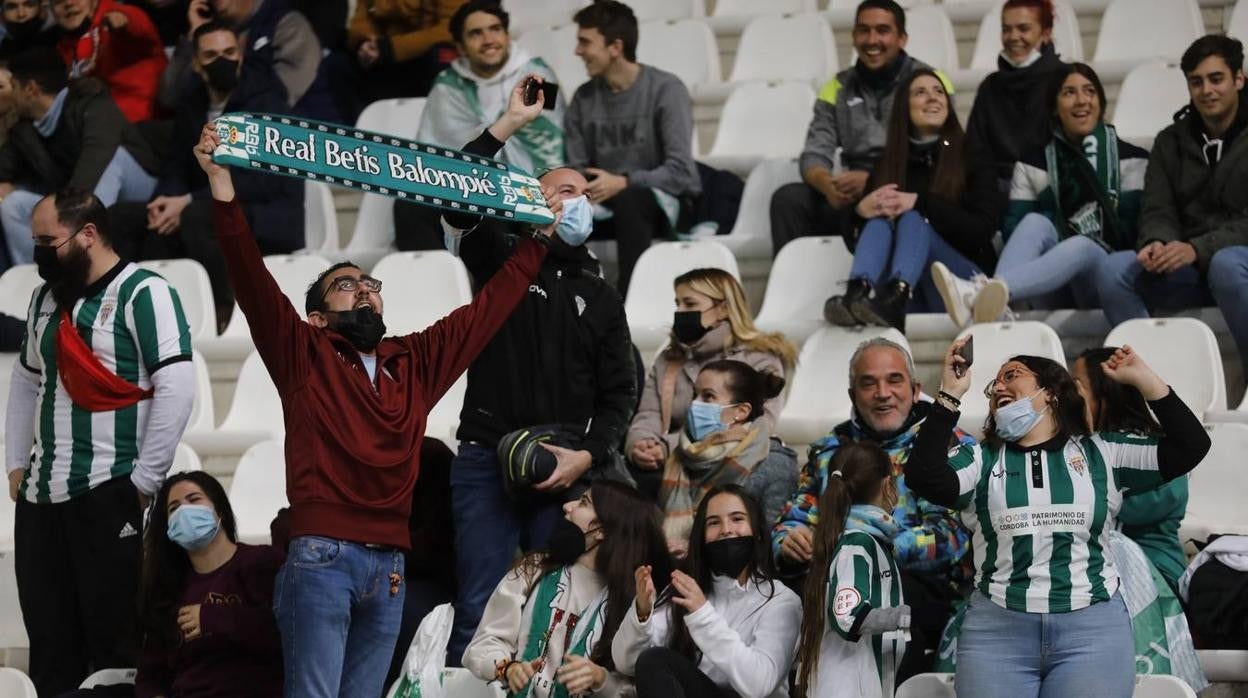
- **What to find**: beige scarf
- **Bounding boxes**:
[657,423,771,548]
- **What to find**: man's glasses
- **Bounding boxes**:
[984,366,1037,398]
[321,275,382,300]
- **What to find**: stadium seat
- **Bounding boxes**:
[954,321,1066,437]
[901,6,958,73]
[355,97,427,137]
[624,240,741,356]
[170,442,203,475]
[712,0,816,16]
[197,253,333,362]
[715,157,801,262]
[1092,0,1203,79]
[695,14,836,103]
[1182,423,1248,545]
[755,236,853,346]
[137,258,216,342]
[0,264,41,319]
[1112,61,1189,149]
[896,673,955,698]
[776,326,909,445]
[228,439,288,544]
[426,375,466,448]
[506,0,587,34]
[343,195,397,269]
[1103,317,1226,418]
[1133,674,1197,698]
[0,668,36,698]
[304,181,340,255]
[1197,649,1248,682]
[186,352,215,436]
[370,250,473,335]
[515,24,587,97]
[968,0,1083,71]
[636,19,722,90]
[0,547,26,653]
[1231,0,1248,37]
[438,668,503,698]
[702,81,817,176]
[0,475,12,549]
[182,351,282,458]
[626,0,704,22]
[79,668,137,688]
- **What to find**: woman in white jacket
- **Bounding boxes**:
[611,485,802,697]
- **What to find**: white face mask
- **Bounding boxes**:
[994,389,1049,441]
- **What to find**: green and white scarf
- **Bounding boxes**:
[1044,123,1125,249]
[514,567,609,698]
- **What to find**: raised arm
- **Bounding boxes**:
[905,337,983,509]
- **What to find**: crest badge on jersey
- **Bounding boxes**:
[833,587,862,617]
[1068,452,1086,476]
[97,301,115,326]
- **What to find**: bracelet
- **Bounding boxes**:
[495,659,520,683]
[528,227,552,245]
[937,390,962,408]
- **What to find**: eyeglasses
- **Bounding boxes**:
[321,275,382,300]
[983,366,1037,398]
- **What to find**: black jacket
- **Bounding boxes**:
[0,78,159,190]
[965,43,1067,184]
[158,67,305,253]
[445,131,637,467]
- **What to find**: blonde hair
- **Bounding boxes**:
[665,268,798,371]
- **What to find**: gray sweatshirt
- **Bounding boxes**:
[565,64,701,197]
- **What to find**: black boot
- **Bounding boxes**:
[824,278,872,327]
[854,279,909,332]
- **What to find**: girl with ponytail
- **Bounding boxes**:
[797,442,909,698]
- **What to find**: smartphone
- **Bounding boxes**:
[523,78,560,111]
[653,583,674,609]
[955,335,974,378]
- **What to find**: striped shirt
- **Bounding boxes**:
[947,433,1166,613]
[815,529,905,698]
[16,263,192,504]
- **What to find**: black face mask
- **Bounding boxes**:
[34,233,91,306]
[546,517,599,566]
[704,536,754,579]
[325,307,386,352]
[672,310,710,345]
[202,57,240,94]
[5,16,44,42]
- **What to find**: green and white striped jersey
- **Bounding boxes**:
[16,264,192,504]
[947,433,1166,613]
[814,530,905,698]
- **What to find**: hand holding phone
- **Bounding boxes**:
[523,77,560,111]
[954,335,973,378]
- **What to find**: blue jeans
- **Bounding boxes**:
[1097,246,1248,368]
[851,210,981,312]
[448,442,563,665]
[273,535,406,698]
[997,213,1106,305]
[2,146,157,264]
[956,591,1134,698]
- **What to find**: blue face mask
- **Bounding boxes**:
[687,400,734,441]
[167,504,221,551]
[993,390,1049,442]
[555,195,593,247]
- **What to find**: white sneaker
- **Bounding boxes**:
[931,262,981,328]
[973,278,1012,324]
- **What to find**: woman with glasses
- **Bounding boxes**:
[931,63,1150,327]
[904,339,1210,697]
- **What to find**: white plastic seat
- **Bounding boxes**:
[901,6,958,72]
[303,181,339,255]
[726,14,837,87]
[755,236,853,346]
[702,81,817,176]
[0,668,37,698]
[777,327,909,445]
[1093,0,1203,79]
[169,442,203,475]
[1112,61,1189,149]
[1231,0,1248,37]
[0,264,42,318]
[954,321,1066,437]
[356,97,427,136]
[636,18,721,90]
[969,0,1082,70]
[1197,649,1248,682]
[228,439,288,544]
[896,672,956,698]
[426,375,466,447]
[715,157,801,262]
[1182,423,1248,545]
[506,0,588,34]
[0,547,27,652]
[1103,317,1226,419]
[516,24,586,97]
[137,259,216,342]
[626,0,703,22]
[370,251,472,335]
[182,352,283,458]
[79,668,138,688]
[1133,674,1197,698]
[624,241,741,356]
[439,667,503,698]
[185,352,215,436]
[345,98,428,259]
[712,0,816,16]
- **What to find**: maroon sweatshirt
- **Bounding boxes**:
[135,544,283,698]
[213,199,547,548]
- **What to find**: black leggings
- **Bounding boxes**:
[634,647,734,698]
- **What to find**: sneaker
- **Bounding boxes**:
[973,278,1011,324]
[931,262,981,328]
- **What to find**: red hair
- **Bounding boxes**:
[1003,0,1055,30]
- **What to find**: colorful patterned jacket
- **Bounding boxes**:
[771,402,976,576]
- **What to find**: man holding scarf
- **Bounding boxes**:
[6,187,195,697]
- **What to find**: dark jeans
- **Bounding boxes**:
[768,181,853,253]
[897,568,960,685]
[595,184,676,295]
[15,476,143,698]
[634,647,734,698]
[447,443,563,664]
[110,199,233,310]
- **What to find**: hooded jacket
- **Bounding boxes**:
[965,43,1068,184]
[418,46,566,174]
[56,0,166,122]
[1138,90,1248,272]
